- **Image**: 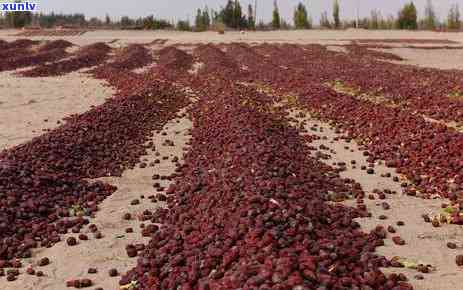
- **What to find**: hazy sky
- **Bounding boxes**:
[36,0,462,23]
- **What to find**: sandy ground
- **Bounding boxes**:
[290,109,463,290]
[0,110,192,290]
[2,29,463,71]
[1,30,463,289]
[0,71,114,151]
[1,29,463,46]
[375,48,463,70]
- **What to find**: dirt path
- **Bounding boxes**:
[0,110,192,290]
[290,108,463,290]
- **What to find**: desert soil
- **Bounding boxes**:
[1,30,463,290]
[0,71,114,150]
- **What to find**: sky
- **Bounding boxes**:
[35,0,462,23]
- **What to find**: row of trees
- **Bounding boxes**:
[0,11,174,30]
[0,0,461,31]
[359,1,460,31]
[219,0,255,29]
[197,0,460,31]
[448,3,461,30]
[317,0,341,29]
[194,2,255,32]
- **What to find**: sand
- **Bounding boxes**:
[0,71,114,151]
[1,29,463,46]
[379,47,463,70]
[1,29,463,289]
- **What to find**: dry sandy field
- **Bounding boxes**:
[1,29,463,290]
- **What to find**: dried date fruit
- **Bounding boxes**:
[66,237,77,246]
[447,242,457,249]
[38,257,50,266]
[456,255,463,266]
[109,268,119,277]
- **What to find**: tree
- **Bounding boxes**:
[448,4,461,30]
[222,0,235,28]
[397,2,417,29]
[152,19,173,30]
[320,11,331,28]
[369,9,381,30]
[333,0,340,29]
[218,0,246,29]
[177,20,192,31]
[272,0,281,29]
[105,14,111,26]
[120,16,134,28]
[385,15,396,29]
[247,4,255,29]
[0,13,6,27]
[5,0,32,28]
[423,0,437,30]
[194,6,211,31]
[203,7,211,28]
[195,9,206,31]
[142,15,155,30]
[34,12,85,28]
[233,0,242,28]
[294,2,310,29]
[88,17,102,27]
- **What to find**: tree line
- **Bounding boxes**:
[0,0,461,31]
[0,12,174,30]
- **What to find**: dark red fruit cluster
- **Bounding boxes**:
[92,43,152,73]
[16,30,87,37]
[1,81,186,177]
[0,47,189,261]
[120,81,410,289]
[0,39,71,73]
[206,43,463,205]
[157,46,193,75]
[193,44,240,78]
[0,39,40,59]
[21,43,111,77]
[0,47,69,72]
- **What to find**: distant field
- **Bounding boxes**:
[2,28,463,44]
